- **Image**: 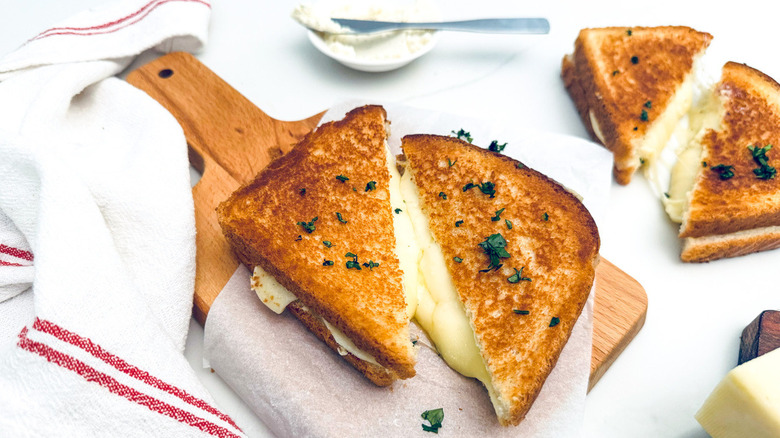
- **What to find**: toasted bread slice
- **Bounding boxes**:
[217,105,416,385]
[400,135,600,425]
[563,26,712,184]
[673,62,780,262]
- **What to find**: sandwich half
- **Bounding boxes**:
[398,134,600,425]
[216,105,417,385]
[666,62,780,262]
[562,26,712,184]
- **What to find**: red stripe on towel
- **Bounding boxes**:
[18,327,241,438]
[31,318,241,432]
[31,0,210,41]
[0,244,34,261]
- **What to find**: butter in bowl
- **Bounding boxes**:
[292,0,442,72]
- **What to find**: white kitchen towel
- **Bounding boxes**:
[0,1,244,436]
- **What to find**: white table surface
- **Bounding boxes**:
[4,1,780,437]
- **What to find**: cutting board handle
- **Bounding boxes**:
[126,52,322,184]
[126,52,322,322]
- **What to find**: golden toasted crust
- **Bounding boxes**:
[217,105,415,383]
[286,301,396,386]
[563,26,712,184]
[402,135,600,426]
[681,228,780,263]
[681,63,780,253]
[562,54,599,143]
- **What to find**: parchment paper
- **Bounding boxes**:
[203,101,613,437]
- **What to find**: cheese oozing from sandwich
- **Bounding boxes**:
[251,266,297,314]
[385,143,419,320]
[637,71,697,168]
[696,348,780,438]
[398,168,497,400]
[663,85,725,222]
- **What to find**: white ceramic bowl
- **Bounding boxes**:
[307,30,440,72]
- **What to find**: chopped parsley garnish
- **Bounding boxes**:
[505,219,513,229]
[478,233,511,272]
[549,317,561,327]
[491,208,505,222]
[631,56,639,64]
[323,259,334,266]
[295,235,302,241]
[507,267,531,283]
[513,309,530,315]
[323,241,332,248]
[297,217,318,233]
[336,212,348,224]
[394,208,402,214]
[478,181,496,198]
[363,260,380,270]
[749,144,777,180]
[640,109,649,122]
[640,157,646,164]
[345,252,361,270]
[336,175,349,182]
[644,100,652,109]
[421,408,444,434]
[299,188,306,195]
[710,164,735,180]
[448,158,457,167]
[543,212,549,221]
[463,181,496,198]
[438,192,447,200]
[453,256,463,263]
[516,162,525,169]
[664,192,670,199]
[365,181,377,191]
[612,70,620,76]
[488,140,507,153]
[455,220,464,227]
[626,29,633,36]
[451,129,473,143]
[633,126,638,131]
[702,161,708,168]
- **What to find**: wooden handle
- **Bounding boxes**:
[590,258,647,390]
[126,52,322,183]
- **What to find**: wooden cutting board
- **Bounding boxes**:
[126,52,647,391]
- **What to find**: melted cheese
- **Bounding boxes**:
[662,86,725,222]
[399,168,497,401]
[638,72,696,168]
[386,144,419,319]
[251,266,297,314]
[321,318,380,366]
[696,349,780,438]
[588,110,607,144]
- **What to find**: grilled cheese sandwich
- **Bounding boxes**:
[400,134,599,425]
[562,26,712,185]
[217,105,416,386]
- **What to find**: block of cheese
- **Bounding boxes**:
[695,348,780,438]
[739,310,780,365]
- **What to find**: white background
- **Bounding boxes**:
[3,1,779,437]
